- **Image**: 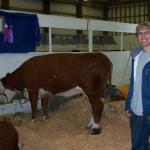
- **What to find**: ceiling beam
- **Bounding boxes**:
[50,0,148,7]
[1,0,9,10]
[42,0,51,14]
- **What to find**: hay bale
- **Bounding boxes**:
[116,84,129,99]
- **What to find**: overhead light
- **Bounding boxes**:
[76,0,88,2]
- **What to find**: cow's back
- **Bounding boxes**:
[17,53,111,92]
[22,53,110,76]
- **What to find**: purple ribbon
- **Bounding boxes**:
[3,24,14,44]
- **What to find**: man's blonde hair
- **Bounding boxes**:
[136,22,150,35]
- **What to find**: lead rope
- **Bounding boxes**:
[0,88,9,103]
[0,88,28,110]
[14,90,28,109]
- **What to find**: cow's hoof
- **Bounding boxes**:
[18,142,24,149]
[42,115,49,120]
[90,128,102,135]
[31,118,38,122]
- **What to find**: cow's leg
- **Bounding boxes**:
[87,96,104,134]
[28,89,38,121]
[41,94,49,120]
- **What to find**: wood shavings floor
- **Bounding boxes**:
[0,97,130,150]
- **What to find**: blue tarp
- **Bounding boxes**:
[0,10,41,53]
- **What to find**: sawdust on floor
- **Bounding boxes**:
[0,97,131,150]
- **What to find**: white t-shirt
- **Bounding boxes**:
[131,51,150,116]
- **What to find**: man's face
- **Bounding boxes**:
[137,27,150,51]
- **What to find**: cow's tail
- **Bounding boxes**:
[108,62,113,101]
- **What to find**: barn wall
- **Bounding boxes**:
[50,2,76,17]
[37,34,138,52]
[8,0,102,19]
[9,0,42,11]
[0,0,140,52]
[7,0,148,23]
[113,35,138,51]
[108,2,147,24]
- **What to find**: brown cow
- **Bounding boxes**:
[1,53,112,134]
[0,121,20,150]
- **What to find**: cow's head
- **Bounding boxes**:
[1,73,17,90]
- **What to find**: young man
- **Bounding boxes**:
[125,22,150,150]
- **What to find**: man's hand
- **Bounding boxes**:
[125,110,131,118]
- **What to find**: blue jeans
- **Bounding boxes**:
[130,112,150,150]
